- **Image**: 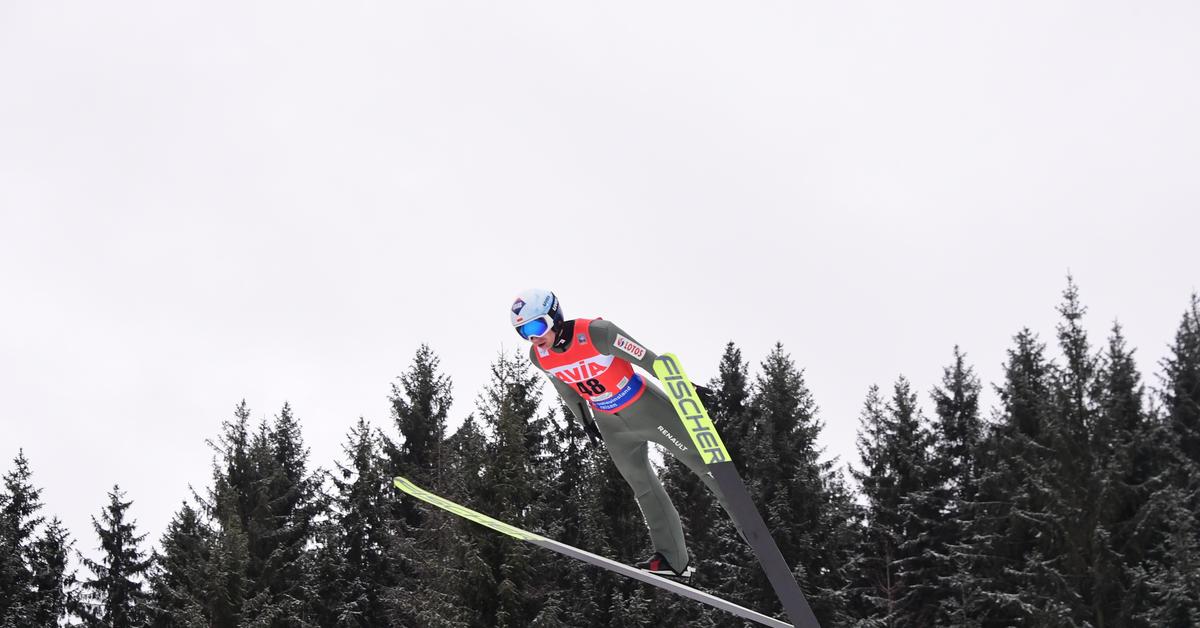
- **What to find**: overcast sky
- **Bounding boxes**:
[2,1,1198,558]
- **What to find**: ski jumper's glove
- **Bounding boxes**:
[578,402,603,447]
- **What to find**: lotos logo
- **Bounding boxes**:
[614,334,647,360]
[511,298,526,315]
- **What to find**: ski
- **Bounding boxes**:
[653,353,822,628]
[392,476,794,628]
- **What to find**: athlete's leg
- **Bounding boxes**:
[614,385,736,522]
[593,411,689,570]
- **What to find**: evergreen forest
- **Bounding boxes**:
[4,282,1199,627]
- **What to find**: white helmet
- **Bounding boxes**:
[510,289,564,339]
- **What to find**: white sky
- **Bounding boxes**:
[2,1,1198,557]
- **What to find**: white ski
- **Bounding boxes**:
[392,476,793,628]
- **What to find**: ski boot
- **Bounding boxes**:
[637,552,694,578]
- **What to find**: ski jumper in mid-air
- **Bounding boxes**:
[511,288,732,578]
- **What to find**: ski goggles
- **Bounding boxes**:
[515,315,555,340]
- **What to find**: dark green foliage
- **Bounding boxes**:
[852,378,941,627]
[1042,279,1104,624]
[927,347,984,627]
[35,518,77,626]
[850,385,893,623]
[202,401,320,627]
[659,342,755,626]
[944,280,1193,628]
[148,503,213,628]
[472,351,550,627]
[962,328,1058,625]
[713,342,755,465]
[531,407,605,627]
[14,289,1200,627]
[743,343,858,625]
[954,282,1116,628]
[0,450,45,627]
[1163,293,1200,471]
[383,343,453,515]
[310,418,395,628]
[377,346,468,628]
[931,347,983,497]
[0,453,76,628]
[1134,294,1200,624]
[1088,324,1157,626]
[78,485,152,628]
[1129,485,1200,627]
[29,518,76,627]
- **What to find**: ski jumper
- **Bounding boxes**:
[529,318,734,570]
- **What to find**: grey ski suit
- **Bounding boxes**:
[529,318,733,571]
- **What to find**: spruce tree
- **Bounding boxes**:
[851,378,939,627]
[473,351,547,627]
[927,347,984,627]
[744,343,856,625]
[422,413,488,627]
[1135,293,1200,624]
[713,342,754,465]
[606,588,651,628]
[1041,278,1102,624]
[206,513,248,628]
[307,526,346,628]
[660,343,752,625]
[386,352,550,628]
[0,450,47,627]
[533,404,632,628]
[148,502,213,628]
[707,362,772,626]
[321,418,393,627]
[1162,293,1200,472]
[423,406,495,627]
[535,403,595,550]
[442,415,488,504]
[964,329,1060,625]
[0,453,76,628]
[262,403,318,612]
[204,402,254,628]
[29,517,76,628]
[588,448,652,626]
[530,407,597,626]
[204,401,319,627]
[930,347,983,496]
[1130,492,1200,627]
[850,385,895,624]
[528,591,568,628]
[383,343,453,510]
[1086,324,1156,626]
[78,485,152,628]
[379,346,464,627]
[886,376,941,627]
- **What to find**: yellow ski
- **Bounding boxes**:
[393,476,793,628]
[653,353,822,628]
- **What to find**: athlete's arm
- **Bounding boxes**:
[529,345,591,426]
[589,320,718,407]
[588,320,660,373]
